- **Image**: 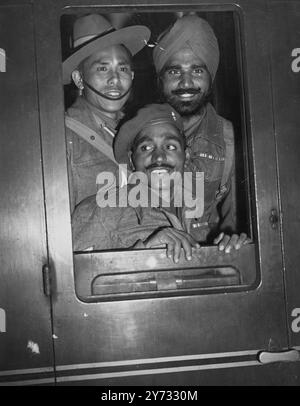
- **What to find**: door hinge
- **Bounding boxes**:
[269,208,279,229]
[258,349,300,364]
[42,264,52,297]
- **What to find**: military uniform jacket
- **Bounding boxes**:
[184,102,236,242]
[72,182,232,252]
[65,97,122,213]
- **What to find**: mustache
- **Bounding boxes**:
[172,88,202,96]
[145,163,174,171]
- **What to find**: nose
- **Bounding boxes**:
[108,69,120,86]
[151,147,166,164]
[179,71,194,88]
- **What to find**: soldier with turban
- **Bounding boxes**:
[153,14,248,251]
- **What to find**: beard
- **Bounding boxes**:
[158,75,213,116]
[164,89,212,116]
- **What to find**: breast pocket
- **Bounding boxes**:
[189,138,225,183]
[73,137,103,166]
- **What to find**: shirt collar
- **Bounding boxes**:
[183,105,207,137]
[80,96,124,130]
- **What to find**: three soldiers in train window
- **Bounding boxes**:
[67,13,248,253]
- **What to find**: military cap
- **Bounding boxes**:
[114,103,184,166]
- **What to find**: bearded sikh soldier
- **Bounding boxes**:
[153,15,242,249]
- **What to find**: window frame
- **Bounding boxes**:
[61,5,258,301]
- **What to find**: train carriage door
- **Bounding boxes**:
[0,3,55,385]
[270,1,300,352]
[34,0,299,385]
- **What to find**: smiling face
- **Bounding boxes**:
[130,122,186,193]
[73,44,134,119]
[159,47,212,116]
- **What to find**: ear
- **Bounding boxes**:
[71,70,83,90]
[131,71,135,81]
[128,150,135,171]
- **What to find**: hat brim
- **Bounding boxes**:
[62,25,150,84]
[113,130,136,167]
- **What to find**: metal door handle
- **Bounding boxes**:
[258,349,299,364]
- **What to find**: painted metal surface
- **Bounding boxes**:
[35,0,291,385]
[0,4,54,383]
[0,0,299,385]
[269,1,300,349]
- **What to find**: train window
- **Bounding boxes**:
[61,8,257,302]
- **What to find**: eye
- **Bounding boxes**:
[193,67,205,75]
[96,66,107,72]
[166,144,177,151]
[167,68,180,76]
[120,66,130,73]
[140,144,153,152]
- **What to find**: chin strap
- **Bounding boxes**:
[82,79,132,101]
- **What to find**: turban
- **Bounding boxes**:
[153,15,219,81]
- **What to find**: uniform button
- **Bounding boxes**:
[90,135,95,140]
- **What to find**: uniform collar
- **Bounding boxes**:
[80,96,124,131]
[183,105,207,137]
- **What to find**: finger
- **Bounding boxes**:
[144,229,181,262]
[173,229,200,258]
[171,233,183,263]
[159,230,181,262]
[214,232,224,245]
[157,231,176,261]
[166,239,176,261]
[153,230,176,260]
[186,234,200,249]
[175,232,193,261]
[218,234,230,251]
[168,229,196,258]
[225,234,239,253]
[169,228,199,248]
[144,230,170,251]
[235,233,248,250]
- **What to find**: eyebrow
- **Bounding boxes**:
[191,64,207,70]
[90,60,131,68]
[165,64,182,71]
[163,134,182,143]
[133,135,151,147]
[165,63,207,70]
